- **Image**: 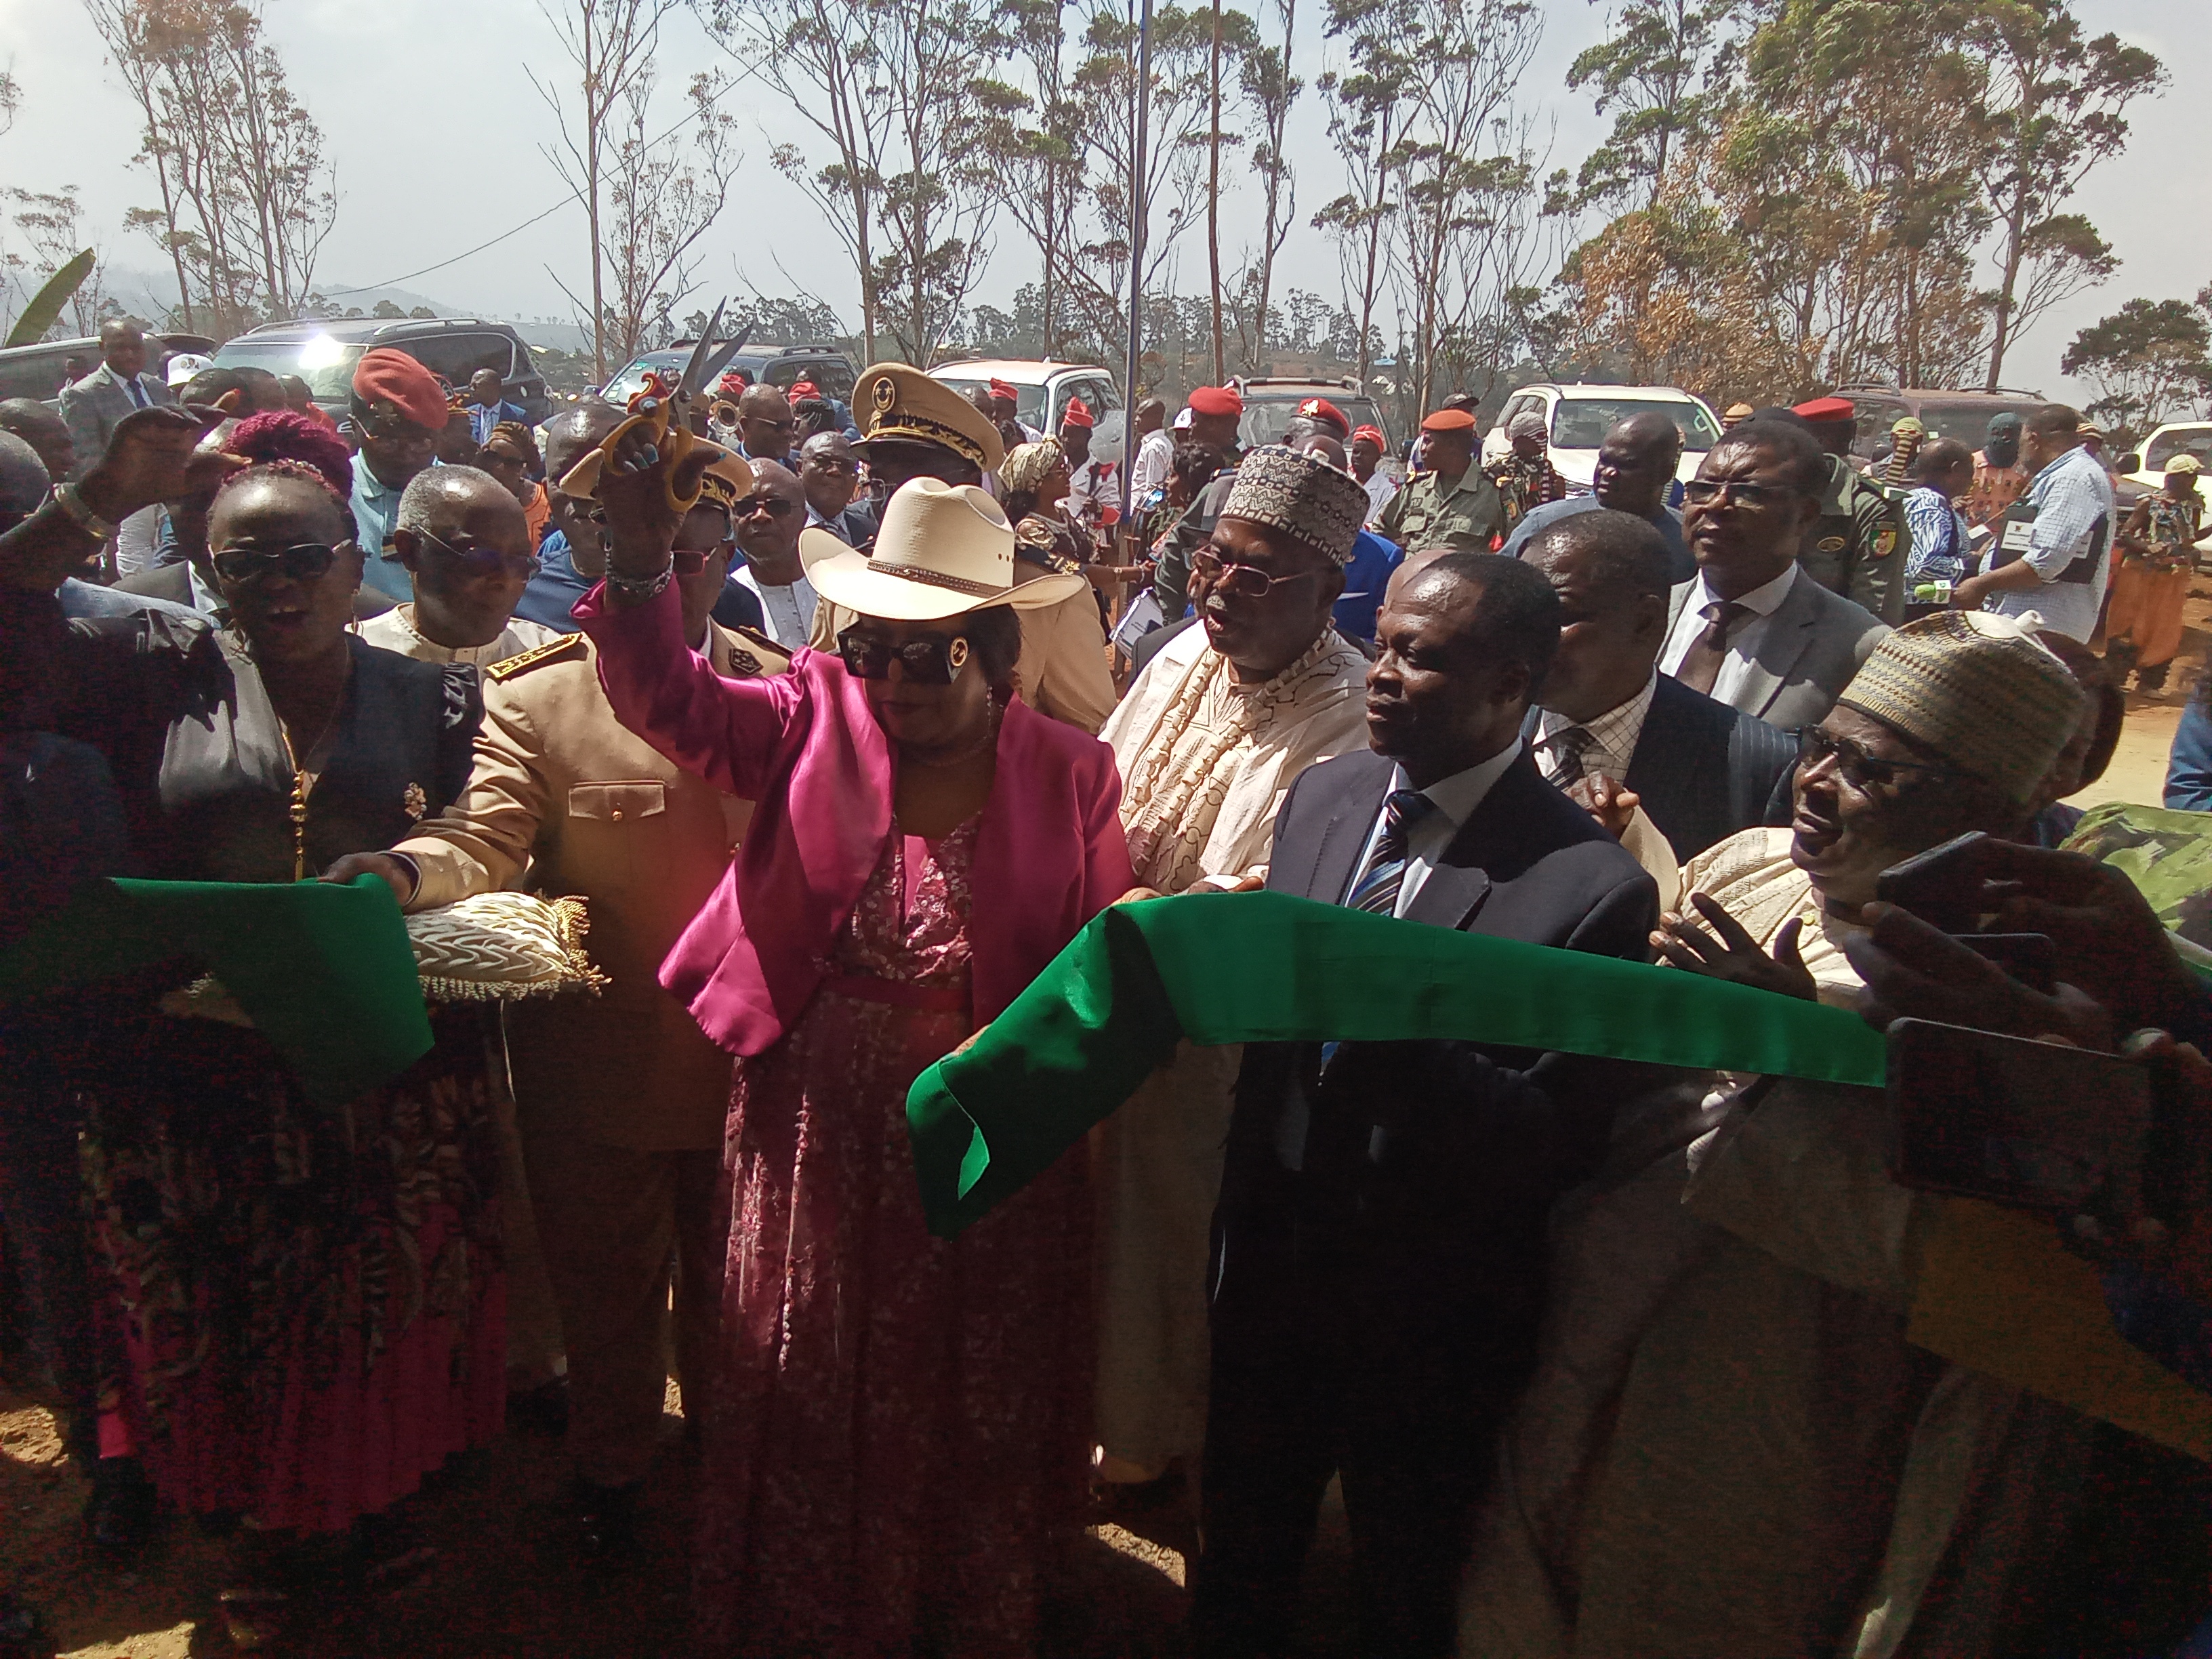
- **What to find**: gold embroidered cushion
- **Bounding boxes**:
[404,892,607,1001]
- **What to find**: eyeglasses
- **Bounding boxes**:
[837,627,972,685]
[1798,726,1957,793]
[1682,478,1794,508]
[416,529,540,581]
[670,543,732,575]
[805,457,857,475]
[1191,548,1322,600]
[356,412,435,445]
[211,542,340,585]
[733,493,800,519]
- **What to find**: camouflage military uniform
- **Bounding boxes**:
[1486,452,1567,527]
[1800,453,1907,625]
[1376,466,1508,554]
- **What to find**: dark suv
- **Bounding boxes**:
[212,316,553,425]
[602,343,858,408]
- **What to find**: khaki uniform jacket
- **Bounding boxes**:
[1801,455,1907,626]
[394,622,792,1151]
[1376,466,1508,553]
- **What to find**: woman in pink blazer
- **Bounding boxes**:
[577,462,1134,1658]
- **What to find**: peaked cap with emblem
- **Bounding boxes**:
[1219,443,1370,565]
[854,362,1005,473]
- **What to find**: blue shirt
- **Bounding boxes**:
[1987,442,2113,643]
[468,399,529,446]
[1501,494,1693,585]
[1332,529,1404,642]
[1902,486,1971,586]
[351,455,416,602]
[512,529,595,633]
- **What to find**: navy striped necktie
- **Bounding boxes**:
[1346,789,1434,916]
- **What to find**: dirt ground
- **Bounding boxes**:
[9,581,2211,1659]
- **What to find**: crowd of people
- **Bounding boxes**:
[3,312,2212,1659]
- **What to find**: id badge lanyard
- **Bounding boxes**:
[1990,495,2106,585]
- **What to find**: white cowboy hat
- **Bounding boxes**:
[800,477,1087,620]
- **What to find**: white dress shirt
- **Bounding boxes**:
[1658,562,1801,706]
[1343,741,1523,917]
[354,605,562,665]
[1131,428,1176,500]
[733,565,819,648]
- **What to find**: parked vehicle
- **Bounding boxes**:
[600,342,859,413]
[1482,383,1722,489]
[1231,375,1397,461]
[212,316,554,425]
[2114,422,2212,552]
[930,358,1128,469]
[1829,384,2046,468]
[0,331,217,405]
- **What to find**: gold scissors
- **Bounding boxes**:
[560,302,751,514]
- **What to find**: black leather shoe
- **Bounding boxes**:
[575,1479,642,1564]
[83,1458,157,1559]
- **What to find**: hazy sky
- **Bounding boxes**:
[3,0,2204,404]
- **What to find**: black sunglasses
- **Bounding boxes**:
[1683,478,1795,508]
[1798,726,1957,793]
[416,528,541,581]
[1192,548,1322,599]
[837,626,972,685]
[735,493,800,519]
[211,542,340,585]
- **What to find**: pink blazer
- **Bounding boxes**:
[574,583,1136,1057]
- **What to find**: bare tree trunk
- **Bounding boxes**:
[1208,0,1224,384]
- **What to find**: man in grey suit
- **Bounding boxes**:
[1660,417,1888,729]
[57,321,175,475]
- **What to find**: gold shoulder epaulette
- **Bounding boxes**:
[724,623,794,676]
[486,632,588,680]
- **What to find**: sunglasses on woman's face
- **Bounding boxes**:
[415,528,540,581]
[837,627,971,685]
[211,542,340,585]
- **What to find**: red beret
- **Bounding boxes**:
[1420,408,1478,433]
[1060,395,1094,430]
[1351,424,1387,448]
[1187,385,1243,417]
[1297,396,1350,436]
[351,348,447,432]
[716,369,752,397]
[988,377,1018,401]
[790,380,820,401]
[1793,395,1856,423]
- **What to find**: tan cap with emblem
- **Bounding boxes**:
[854,362,1006,474]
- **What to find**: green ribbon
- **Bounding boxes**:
[905,891,1887,1238]
[0,876,430,1105]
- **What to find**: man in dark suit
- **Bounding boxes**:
[1660,418,1889,727]
[1191,552,1659,1659]
[1519,507,1795,863]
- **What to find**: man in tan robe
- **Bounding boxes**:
[1092,447,1374,1487]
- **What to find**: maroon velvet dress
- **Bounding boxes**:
[694,821,1092,1657]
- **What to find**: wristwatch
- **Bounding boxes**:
[47,481,115,541]
[605,561,674,602]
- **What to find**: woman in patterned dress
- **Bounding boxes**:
[2106,457,2207,693]
[5,443,498,1641]
[578,445,1135,1656]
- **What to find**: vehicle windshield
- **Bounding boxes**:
[604,351,776,405]
[1240,394,1389,450]
[1551,397,1720,451]
[935,375,1047,426]
[2146,426,2212,474]
[1913,400,2043,451]
[211,336,365,401]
